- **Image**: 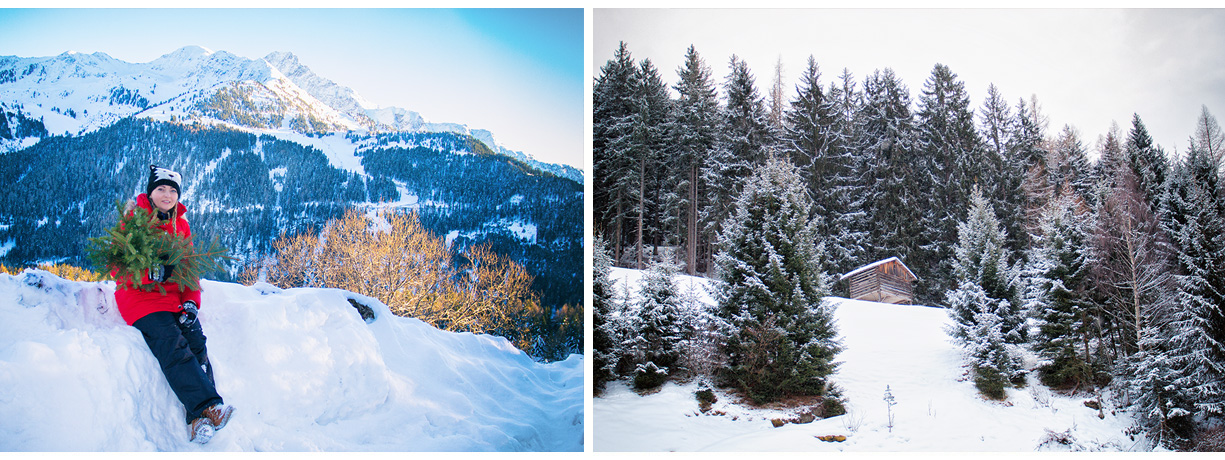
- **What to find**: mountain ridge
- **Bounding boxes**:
[0,46,580,183]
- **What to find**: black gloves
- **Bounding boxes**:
[179,300,199,326]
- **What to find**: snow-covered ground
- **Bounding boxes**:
[0,269,582,451]
[595,267,1141,452]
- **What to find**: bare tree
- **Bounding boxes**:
[1091,166,1176,356]
[768,55,786,136]
[1191,105,1225,174]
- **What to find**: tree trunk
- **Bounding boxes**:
[686,162,698,276]
[637,156,645,270]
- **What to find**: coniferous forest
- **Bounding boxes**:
[0,117,583,361]
[593,41,1225,450]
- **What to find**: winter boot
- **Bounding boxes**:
[203,403,235,431]
[189,417,215,444]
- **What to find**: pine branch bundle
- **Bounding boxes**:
[87,201,233,293]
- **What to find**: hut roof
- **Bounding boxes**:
[839,257,918,282]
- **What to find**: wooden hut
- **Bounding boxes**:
[839,257,918,305]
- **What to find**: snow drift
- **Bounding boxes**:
[0,270,582,451]
[596,267,1139,452]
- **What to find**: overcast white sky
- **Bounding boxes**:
[594,8,1225,160]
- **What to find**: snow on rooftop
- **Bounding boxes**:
[838,256,917,281]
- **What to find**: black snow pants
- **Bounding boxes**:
[132,311,222,423]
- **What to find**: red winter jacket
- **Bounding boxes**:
[112,193,203,326]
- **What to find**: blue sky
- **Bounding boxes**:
[0,8,584,169]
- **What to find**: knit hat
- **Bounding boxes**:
[147,164,183,197]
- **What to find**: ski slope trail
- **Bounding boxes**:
[595,267,1136,451]
[0,270,582,451]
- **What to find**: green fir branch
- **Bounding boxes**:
[87,200,234,293]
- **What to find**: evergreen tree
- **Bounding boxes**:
[978,84,1026,254]
[947,186,1024,344]
[714,154,840,404]
[1013,98,1052,250]
[1023,188,1098,389]
[1124,295,1198,449]
[621,58,672,268]
[915,63,984,305]
[946,187,1026,399]
[1125,114,1170,215]
[669,45,722,276]
[1049,125,1095,204]
[858,68,919,270]
[705,55,773,264]
[782,56,830,186]
[1163,143,1225,417]
[827,68,871,269]
[966,300,1027,399]
[628,258,686,389]
[722,55,774,166]
[781,56,858,273]
[1093,122,1126,199]
[593,234,619,393]
[592,41,640,264]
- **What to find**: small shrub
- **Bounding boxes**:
[696,388,717,412]
[633,362,668,390]
[841,407,865,433]
[1191,425,1225,452]
[822,396,847,418]
[1037,428,1076,450]
[974,367,1008,400]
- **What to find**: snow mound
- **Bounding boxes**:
[595,267,1137,452]
[0,270,582,451]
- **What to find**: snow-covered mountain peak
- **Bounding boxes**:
[153,45,215,63]
[0,47,581,183]
[262,50,375,123]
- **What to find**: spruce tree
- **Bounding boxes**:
[592,234,619,393]
[978,84,1026,255]
[1012,98,1051,249]
[669,45,721,276]
[714,154,840,404]
[946,186,1025,398]
[1024,189,1096,389]
[915,63,983,305]
[827,68,870,271]
[1125,114,1170,216]
[948,186,1023,342]
[617,58,672,268]
[629,258,686,389]
[1163,144,1225,417]
[1093,123,1126,204]
[1048,125,1095,205]
[858,68,919,271]
[593,41,641,264]
[782,56,856,273]
[1125,308,1198,449]
[705,55,773,268]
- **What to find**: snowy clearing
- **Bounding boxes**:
[0,270,582,451]
[595,267,1140,452]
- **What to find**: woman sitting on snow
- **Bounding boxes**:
[113,165,235,444]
